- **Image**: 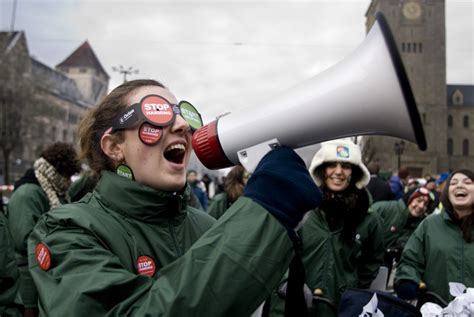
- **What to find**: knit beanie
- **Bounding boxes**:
[308,138,370,189]
[404,186,430,206]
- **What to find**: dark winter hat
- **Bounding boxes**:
[404,186,430,206]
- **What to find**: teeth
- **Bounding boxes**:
[165,144,185,152]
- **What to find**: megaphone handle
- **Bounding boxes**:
[237,138,281,173]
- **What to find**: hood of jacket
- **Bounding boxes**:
[95,171,191,223]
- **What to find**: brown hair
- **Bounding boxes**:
[440,169,474,242]
[224,165,248,204]
[41,142,80,177]
[78,79,166,173]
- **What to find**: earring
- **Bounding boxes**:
[116,163,134,180]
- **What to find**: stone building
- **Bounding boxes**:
[0,32,108,183]
[362,0,473,177]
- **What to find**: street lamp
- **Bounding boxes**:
[394,140,405,169]
[112,65,139,83]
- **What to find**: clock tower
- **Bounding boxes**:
[363,0,448,176]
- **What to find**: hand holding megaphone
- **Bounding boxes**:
[192,12,426,173]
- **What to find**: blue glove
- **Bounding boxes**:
[244,146,322,232]
[396,280,418,300]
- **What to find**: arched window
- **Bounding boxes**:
[463,139,469,156]
[448,115,453,128]
[463,115,469,128]
[447,138,453,155]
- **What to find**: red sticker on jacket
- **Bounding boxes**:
[35,243,51,271]
[137,255,156,277]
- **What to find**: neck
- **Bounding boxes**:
[455,207,473,219]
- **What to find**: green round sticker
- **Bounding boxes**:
[116,164,134,180]
[180,102,202,130]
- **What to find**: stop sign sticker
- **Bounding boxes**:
[137,255,156,277]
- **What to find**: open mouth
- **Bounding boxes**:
[164,143,186,164]
[454,191,467,198]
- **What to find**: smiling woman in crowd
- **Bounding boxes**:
[395,169,474,304]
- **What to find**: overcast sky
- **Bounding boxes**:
[1,0,472,124]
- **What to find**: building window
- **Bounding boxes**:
[463,139,469,156]
[453,90,464,106]
[448,138,453,155]
[80,68,87,73]
[419,43,423,53]
[63,129,68,141]
[448,115,453,128]
[464,116,469,128]
[401,43,405,52]
[51,126,56,141]
[407,43,411,53]
[413,43,417,53]
[422,113,426,124]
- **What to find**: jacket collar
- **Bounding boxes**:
[95,171,190,223]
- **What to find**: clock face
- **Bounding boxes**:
[403,2,422,19]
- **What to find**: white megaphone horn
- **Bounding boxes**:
[192,12,427,172]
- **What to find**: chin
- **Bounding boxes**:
[164,179,186,192]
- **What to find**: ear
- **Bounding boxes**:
[100,129,124,163]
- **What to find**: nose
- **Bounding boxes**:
[170,114,191,134]
[334,164,343,174]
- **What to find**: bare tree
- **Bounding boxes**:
[0,33,41,184]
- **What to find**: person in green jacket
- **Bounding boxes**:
[27,79,323,316]
[370,185,431,272]
[395,169,474,304]
[0,211,22,317]
[208,165,250,219]
[269,139,385,317]
[7,142,79,317]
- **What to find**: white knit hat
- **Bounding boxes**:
[308,138,370,189]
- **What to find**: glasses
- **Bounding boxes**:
[107,94,203,145]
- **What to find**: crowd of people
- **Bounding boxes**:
[0,79,472,316]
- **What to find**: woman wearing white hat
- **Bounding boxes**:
[269,139,385,316]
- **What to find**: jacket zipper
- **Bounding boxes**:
[169,219,183,257]
[461,234,464,283]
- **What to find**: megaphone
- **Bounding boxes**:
[192,12,426,172]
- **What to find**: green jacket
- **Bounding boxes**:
[7,183,60,308]
[207,192,229,219]
[395,210,474,303]
[28,171,293,316]
[270,208,385,316]
[0,212,21,316]
[370,199,423,250]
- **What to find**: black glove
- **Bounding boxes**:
[396,280,419,300]
[244,146,322,232]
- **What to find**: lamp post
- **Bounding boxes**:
[394,140,405,170]
[112,65,139,83]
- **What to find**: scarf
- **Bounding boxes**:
[34,157,70,209]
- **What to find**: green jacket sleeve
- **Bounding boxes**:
[357,212,386,288]
[8,184,49,308]
[0,212,21,316]
[394,220,426,286]
[28,197,293,317]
